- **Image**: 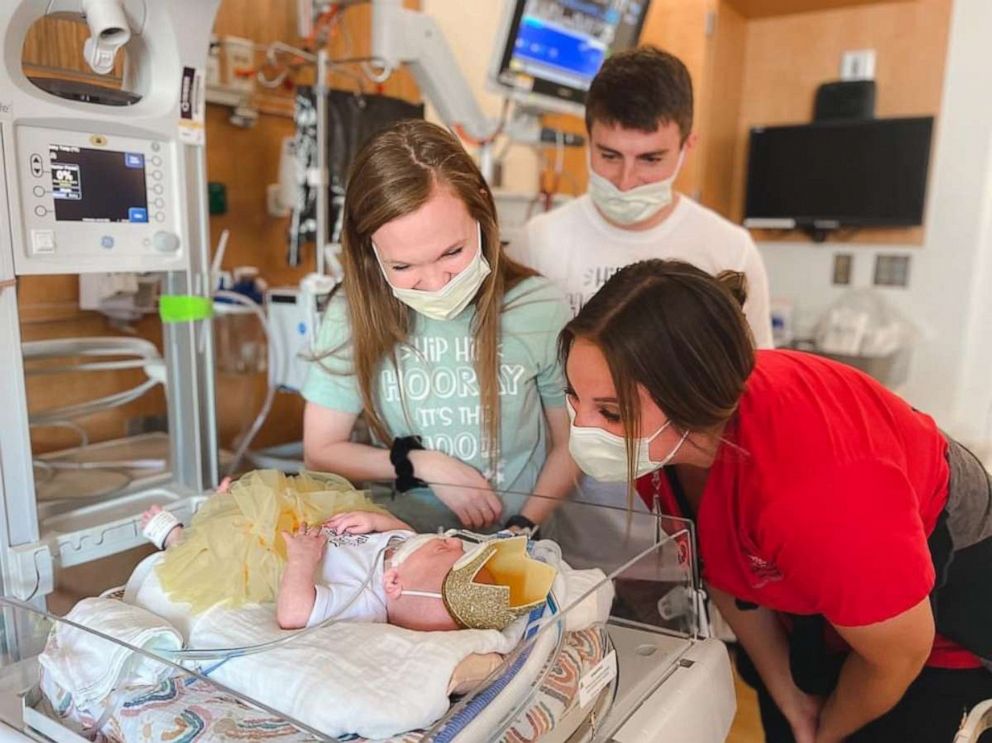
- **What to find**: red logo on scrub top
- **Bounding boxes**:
[746,553,783,587]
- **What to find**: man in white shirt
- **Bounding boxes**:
[511,46,773,347]
[511,46,773,571]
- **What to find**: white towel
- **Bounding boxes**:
[39,597,183,713]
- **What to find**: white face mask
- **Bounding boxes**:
[374,222,491,321]
[587,149,685,226]
[566,400,689,482]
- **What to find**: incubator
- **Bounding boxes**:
[0,491,735,742]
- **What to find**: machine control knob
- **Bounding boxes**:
[152,231,181,253]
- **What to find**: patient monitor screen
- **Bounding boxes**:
[49,145,149,223]
[500,0,646,91]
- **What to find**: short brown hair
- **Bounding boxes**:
[585,46,694,141]
[560,260,754,488]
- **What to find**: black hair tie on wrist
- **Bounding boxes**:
[390,436,427,494]
[504,514,539,538]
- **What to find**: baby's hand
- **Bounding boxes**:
[323,511,381,535]
[140,504,161,532]
[141,504,184,549]
[282,524,326,567]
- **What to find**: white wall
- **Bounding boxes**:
[758,0,992,453]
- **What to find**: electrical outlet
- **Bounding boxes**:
[832,253,853,285]
[841,49,876,81]
[874,254,911,287]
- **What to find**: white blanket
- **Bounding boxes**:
[39,597,182,716]
[49,539,614,739]
[184,542,613,739]
[191,604,523,739]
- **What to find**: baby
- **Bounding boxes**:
[277,510,472,631]
[142,505,477,632]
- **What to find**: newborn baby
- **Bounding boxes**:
[279,511,479,631]
[143,506,478,632]
[139,469,557,636]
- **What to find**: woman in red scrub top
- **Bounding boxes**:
[561,259,992,743]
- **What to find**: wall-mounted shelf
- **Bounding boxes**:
[725,0,916,19]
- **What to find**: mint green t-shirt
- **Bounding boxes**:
[301,276,570,531]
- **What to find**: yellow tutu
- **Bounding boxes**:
[156,469,386,613]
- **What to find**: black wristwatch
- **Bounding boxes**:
[505,514,539,538]
[390,436,427,493]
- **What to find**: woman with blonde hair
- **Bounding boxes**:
[302,120,576,532]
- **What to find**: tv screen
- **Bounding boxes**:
[744,117,934,229]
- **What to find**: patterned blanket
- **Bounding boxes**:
[40,626,610,742]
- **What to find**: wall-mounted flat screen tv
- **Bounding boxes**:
[744,116,934,232]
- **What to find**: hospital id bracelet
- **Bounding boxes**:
[142,509,183,550]
[390,435,428,493]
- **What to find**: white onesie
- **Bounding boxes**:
[306,529,414,627]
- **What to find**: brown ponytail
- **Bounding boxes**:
[716,270,748,309]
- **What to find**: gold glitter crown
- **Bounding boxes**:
[441,536,557,631]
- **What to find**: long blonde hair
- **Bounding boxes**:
[332,120,534,462]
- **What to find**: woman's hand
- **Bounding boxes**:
[410,450,502,529]
[282,524,326,568]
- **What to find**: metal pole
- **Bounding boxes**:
[478,143,494,185]
[315,48,329,277]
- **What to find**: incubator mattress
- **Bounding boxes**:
[39,626,610,742]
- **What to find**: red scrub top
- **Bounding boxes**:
[636,349,978,668]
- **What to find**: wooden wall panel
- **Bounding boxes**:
[21,15,125,87]
[205,103,307,450]
[700,1,748,217]
[640,0,715,201]
[730,0,952,244]
[213,0,298,45]
[726,0,914,18]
